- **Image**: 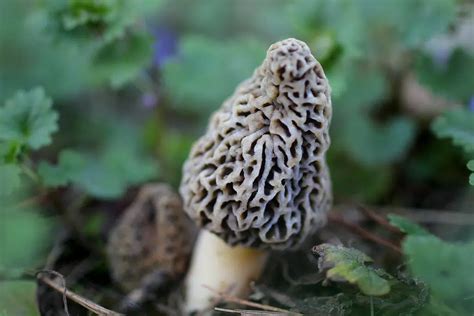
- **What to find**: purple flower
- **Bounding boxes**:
[468,96,474,112]
[431,48,451,68]
[151,26,178,68]
[141,92,157,109]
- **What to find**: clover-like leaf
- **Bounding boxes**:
[432,107,474,153]
[313,244,391,296]
[0,88,58,150]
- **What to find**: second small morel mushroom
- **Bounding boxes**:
[180,38,333,312]
[107,183,194,310]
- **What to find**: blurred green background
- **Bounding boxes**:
[1,0,473,315]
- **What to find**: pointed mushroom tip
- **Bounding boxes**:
[266,38,312,60]
[262,38,324,89]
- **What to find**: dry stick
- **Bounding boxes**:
[357,204,402,234]
[328,213,402,254]
[36,270,124,316]
[202,285,302,316]
[215,307,285,314]
[37,271,70,316]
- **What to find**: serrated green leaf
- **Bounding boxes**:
[314,244,391,296]
[0,88,57,150]
[387,214,430,236]
[0,164,22,197]
[47,0,162,44]
[432,107,474,153]
[403,236,474,312]
[416,50,474,101]
[162,35,265,115]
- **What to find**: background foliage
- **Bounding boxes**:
[0,0,473,315]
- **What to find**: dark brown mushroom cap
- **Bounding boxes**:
[107,184,194,291]
[180,38,332,250]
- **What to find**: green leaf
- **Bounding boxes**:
[0,207,53,269]
[403,235,474,312]
[0,1,93,101]
[162,35,266,115]
[0,164,22,197]
[388,0,456,47]
[314,244,391,296]
[432,107,474,153]
[92,31,153,87]
[387,214,430,236]
[290,0,456,58]
[468,160,474,186]
[331,65,389,109]
[416,50,474,101]
[331,64,416,166]
[340,115,416,166]
[38,150,86,187]
[158,130,196,187]
[0,88,58,150]
[0,281,38,316]
[47,0,162,44]
[38,147,158,199]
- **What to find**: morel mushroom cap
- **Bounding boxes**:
[107,184,194,291]
[180,38,332,250]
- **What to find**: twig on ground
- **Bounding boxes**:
[328,213,402,254]
[215,307,287,315]
[37,270,70,316]
[357,204,402,234]
[11,193,47,209]
[36,270,124,316]
[203,285,302,316]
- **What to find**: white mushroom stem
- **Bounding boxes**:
[185,230,268,313]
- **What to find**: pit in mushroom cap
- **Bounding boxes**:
[180,38,332,250]
[107,184,194,291]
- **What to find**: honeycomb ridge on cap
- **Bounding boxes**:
[180,38,332,250]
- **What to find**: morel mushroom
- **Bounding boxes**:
[180,38,333,311]
[107,184,194,307]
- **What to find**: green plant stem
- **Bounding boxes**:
[20,163,40,183]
